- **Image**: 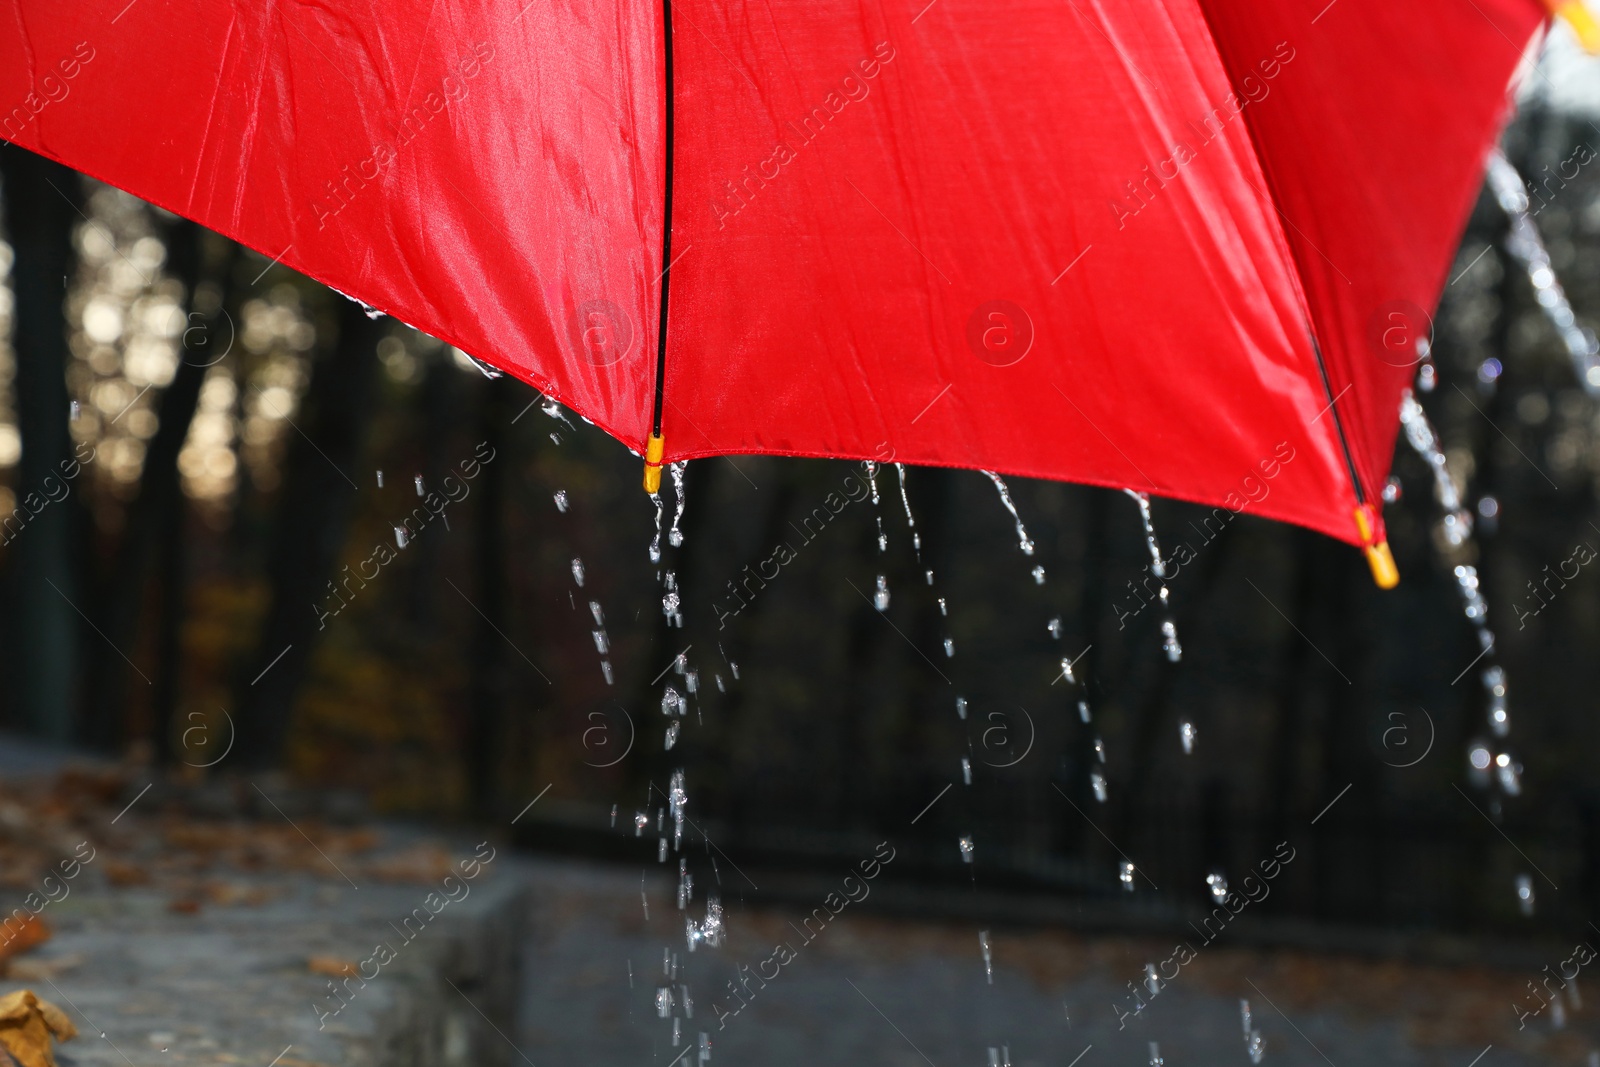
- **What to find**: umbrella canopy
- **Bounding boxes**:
[0,0,1551,580]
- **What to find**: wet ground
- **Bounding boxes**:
[517,856,1593,1067]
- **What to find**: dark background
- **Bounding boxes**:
[0,100,1596,945]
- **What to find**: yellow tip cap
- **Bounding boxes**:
[1364,541,1401,590]
[1352,505,1400,589]
[1555,0,1600,53]
[642,432,665,494]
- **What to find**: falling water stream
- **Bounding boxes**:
[981,471,1035,555]
[1485,149,1600,394]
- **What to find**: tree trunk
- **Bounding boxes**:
[0,145,83,743]
[233,296,383,768]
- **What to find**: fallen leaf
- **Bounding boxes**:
[0,918,50,975]
[306,956,358,978]
[0,990,76,1067]
[5,957,80,983]
[103,860,150,887]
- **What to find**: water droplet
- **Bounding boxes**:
[1059,657,1076,684]
[1078,700,1091,723]
[959,835,975,862]
[874,575,890,611]
[1207,871,1228,903]
[665,721,680,749]
[979,930,993,984]
[1093,737,1105,763]
[592,630,609,654]
[69,400,80,421]
[571,557,585,587]
[1144,963,1161,996]
[1032,564,1046,585]
[1517,873,1535,915]
[414,474,424,496]
[659,837,668,862]
[1148,1041,1163,1067]
[981,471,1034,555]
[1161,619,1183,663]
[376,469,384,488]
[601,660,614,685]
[554,489,569,512]
[657,987,674,1017]
[1180,720,1196,754]
[393,526,409,549]
[1382,475,1402,503]
[1047,616,1062,639]
[635,811,648,836]
[715,674,725,693]
[661,687,684,716]
[1090,770,1107,802]
[955,696,968,720]
[943,637,955,657]
[937,597,948,616]
[961,757,972,785]
[1119,860,1136,891]
[590,601,604,626]
[610,804,618,827]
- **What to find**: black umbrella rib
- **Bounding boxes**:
[652,0,675,439]
[1308,332,1367,506]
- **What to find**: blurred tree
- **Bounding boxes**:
[233,294,383,767]
[0,145,82,743]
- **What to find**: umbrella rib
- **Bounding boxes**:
[652,0,677,439]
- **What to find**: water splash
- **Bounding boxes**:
[981,471,1035,555]
[668,463,687,548]
[649,493,664,563]
[664,722,680,750]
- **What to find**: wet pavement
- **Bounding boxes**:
[518,855,1591,1067]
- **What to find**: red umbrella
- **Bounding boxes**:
[0,0,1561,584]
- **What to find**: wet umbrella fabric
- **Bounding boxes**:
[0,0,1547,564]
